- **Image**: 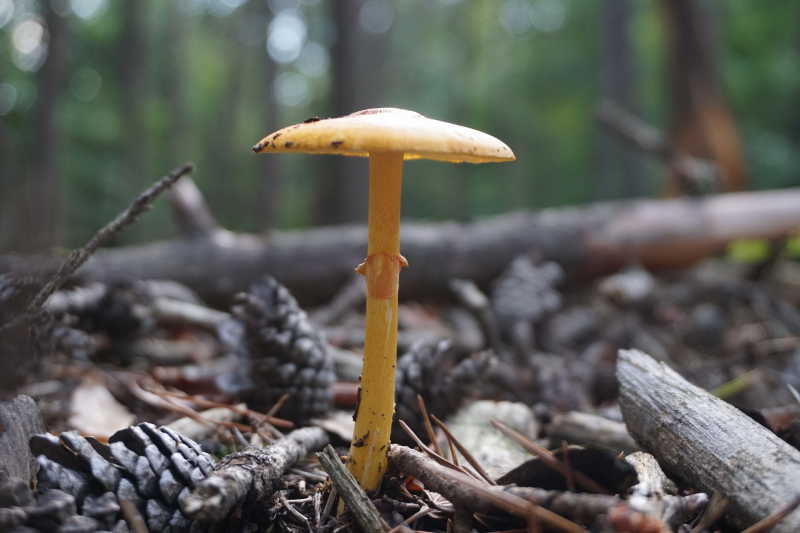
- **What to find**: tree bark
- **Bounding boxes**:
[617,349,800,532]
[4,187,800,307]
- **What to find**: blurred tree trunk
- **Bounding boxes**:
[0,79,11,250]
[596,0,644,199]
[660,0,747,194]
[15,1,68,252]
[119,0,149,184]
[161,0,189,167]
[206,14,246,217]
[314,0,367,226]
[257,6,282,230]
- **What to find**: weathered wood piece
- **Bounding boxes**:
[624,452,707,529]
[0,395,45,483]
[617,349,800,532]
[548,411,638,454]
[181,426,328,522]
[5,188,800,305]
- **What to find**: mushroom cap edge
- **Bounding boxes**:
[252,108,515,164]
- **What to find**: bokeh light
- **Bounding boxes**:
[11,17,47,72]
[70,0,107,20]
[531,0,566,33]
[0,0,14,29]
[499,0,566,35]
[359,0,394,35]
[267,9,307,64]
[296,41,329,78]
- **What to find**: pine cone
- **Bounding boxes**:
[491,256,563,326]
[218,277,334,422]
[63,281,155,341]
[29,423,216,532]
[0,478,96,532]
[490,256,563,358]
[394,340,493,442]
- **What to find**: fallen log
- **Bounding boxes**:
[3,188,800,306]
[617,349,800,532]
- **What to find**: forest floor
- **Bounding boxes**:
[2,172,800,532]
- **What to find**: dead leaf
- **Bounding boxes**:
[69,379,135,438]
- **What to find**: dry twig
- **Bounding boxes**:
[317,444,389,533]
[388,444,588,533]
[431,414,495,485]
[398,419,482,482]
[417,394,442,457]
[28,163,194,312]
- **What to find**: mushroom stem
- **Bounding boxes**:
[349,151,405,491]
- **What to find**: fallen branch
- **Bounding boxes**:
[617,349,800,532]
[181,426,328,521]
[168,176,219,238]
[547,411,638,454]
[4,187,799,306]
[388,444,588,533]
[598,100,718,193]
[317,444,388,533]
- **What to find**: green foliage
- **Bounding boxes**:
[726,239,771,264]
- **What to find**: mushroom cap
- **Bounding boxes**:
[252,108,515,163]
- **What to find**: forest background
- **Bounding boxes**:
[1,0,798,253]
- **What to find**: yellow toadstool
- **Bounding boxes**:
[252,108,514,491]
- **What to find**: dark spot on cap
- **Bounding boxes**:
[272,132,282,139]
[251,143,263,153]
[303,116,321,123]
[284,141,294,148]
[331,140,343,148]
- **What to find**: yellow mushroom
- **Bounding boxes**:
[253,108,515,491]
